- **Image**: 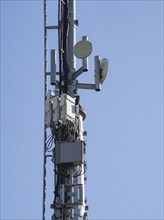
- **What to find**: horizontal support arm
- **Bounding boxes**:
[72,57,88,80]
[72,67,83,80]
[46,26,59,30]
[77,83,96,90]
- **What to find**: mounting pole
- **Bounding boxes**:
[68,0,77,97]
[68,0,76,73]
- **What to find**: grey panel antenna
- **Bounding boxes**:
[100,58,109,84]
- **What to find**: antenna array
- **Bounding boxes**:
[43,1,109,219]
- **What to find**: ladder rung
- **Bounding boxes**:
[46,26,58,30]
[46,72,59,76]
[46,155,52,158]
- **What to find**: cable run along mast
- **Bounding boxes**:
[43,0,109,219]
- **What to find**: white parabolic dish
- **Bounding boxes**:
[100,58,109,84]
[73,40,92,59]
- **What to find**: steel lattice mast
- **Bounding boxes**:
[42,0,109,219]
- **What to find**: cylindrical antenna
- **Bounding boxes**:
[94,56,101,91]
[50,49,56,85]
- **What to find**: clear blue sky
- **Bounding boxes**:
[1,1,163,220]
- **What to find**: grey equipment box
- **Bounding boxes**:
[56,141,84,166]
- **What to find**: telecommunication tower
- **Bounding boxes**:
[42,0,109,219]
